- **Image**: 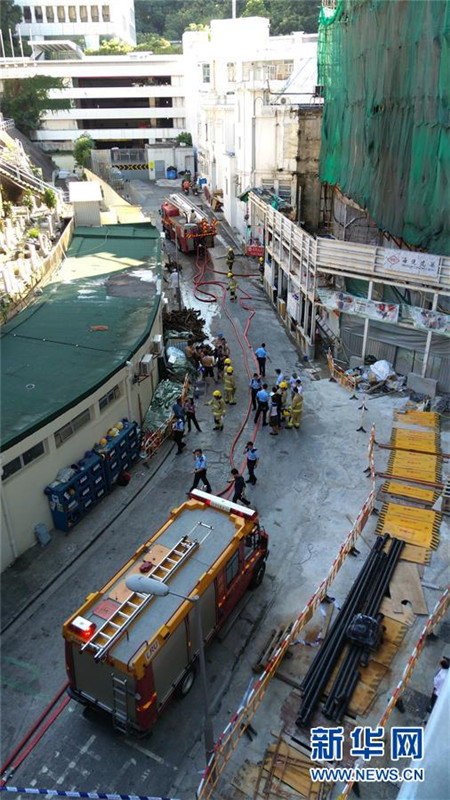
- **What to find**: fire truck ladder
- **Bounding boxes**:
[81,536,199,661]
[111,675,129,733]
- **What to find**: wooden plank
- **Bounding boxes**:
[380,615,409,645]
[390,561,428,615]
[372,638,400,667]
[379,597,415,625]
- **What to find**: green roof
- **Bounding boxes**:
[1,224,161,451]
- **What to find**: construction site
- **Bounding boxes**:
[1,2,449,800]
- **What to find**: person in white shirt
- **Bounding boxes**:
[275,368,285,386]
[166,269,180,304]
[428,656,449,712]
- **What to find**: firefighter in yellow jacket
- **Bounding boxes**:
[227,273,238,302]
[224,366,237,404]
[287,388,303,428]
[205,390,226,430]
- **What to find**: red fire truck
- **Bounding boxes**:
[160,193,217,253]
[63,489,269,733]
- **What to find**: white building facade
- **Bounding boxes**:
[0,46,186,162]
[183,18,320,242]
[16,0,136,48]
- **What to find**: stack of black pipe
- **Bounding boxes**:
[296,534,404,727]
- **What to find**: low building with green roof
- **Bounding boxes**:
[1,223,163,569]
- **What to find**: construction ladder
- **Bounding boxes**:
[81,535,199,661]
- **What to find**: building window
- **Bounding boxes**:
[102,5,110,22]
[79,5,88,21]
[227,62,236,83]
[34,5,43,22]
[57,6,66,22]
[202,64,211,84]
[68,5,77,22]
[99,384,120,412]
[54,408,91,447]
[225,551,240,587]
[270,61,294,80]
[91,5,99,21]
[45,6,54,22]
[23,6,32,22]
[2,441,46,481]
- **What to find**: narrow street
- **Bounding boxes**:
[1,182,448,800]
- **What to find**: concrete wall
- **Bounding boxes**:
[331,188,383,246]
[1,306,162,571]
[296,107,322,231]
[73,199,101,227]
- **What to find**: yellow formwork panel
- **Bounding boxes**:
[393,410,440,429]
[387,451,441,482]
[391,429,440,454]
[382,481,439,504]
[376,503,441,549]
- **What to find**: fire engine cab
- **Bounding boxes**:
[63,490,269,733]
[160,193,217,253]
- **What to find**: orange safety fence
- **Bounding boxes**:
[196,427,377,800]
[140,374,190,463]
[337,587,450,800]
[327,349,359,393]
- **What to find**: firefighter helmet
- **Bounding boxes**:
[227,366,234,374]
[228,247,234,253]
[280,381,288,389]
[213,390,222,397]
[228,272,233,279]
[224,358,232,365]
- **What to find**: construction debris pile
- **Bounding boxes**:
[344,359,407,395]
[163,308,208,343]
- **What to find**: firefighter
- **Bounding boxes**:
[224,365,237,404]
[205,390,226,430]
[227,272,238,302]
[224,357,232,369]
[226,247,235,270]
[258,255,264,281]
[279,380,289,407]
[287,388,303,429]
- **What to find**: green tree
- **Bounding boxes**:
[73,135,95,168]
[134,33,180,53]
[1,76,69,135]
[0,0,23,57]
[242,0,268,17]
[43,188,57,210]
[176,131,192,145]
[85,37,133,55]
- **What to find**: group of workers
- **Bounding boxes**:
[226,247,239,301]
[251,363,304,435]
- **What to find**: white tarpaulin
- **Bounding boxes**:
[287,292,299,319]
[382,249,440,280]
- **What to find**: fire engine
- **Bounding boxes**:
[63,489,269,733]
[160,193,217,253]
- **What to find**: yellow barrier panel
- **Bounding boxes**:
[327,349,359,393]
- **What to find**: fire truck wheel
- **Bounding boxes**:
[249,560,266,589]
[177,665,196,698]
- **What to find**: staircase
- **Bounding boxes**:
[0,158,64,206]
[316,314,341,351]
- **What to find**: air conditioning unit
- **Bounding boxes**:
[151,334,163,356]
[139,354,154,376]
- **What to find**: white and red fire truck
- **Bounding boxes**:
[63,490,269,733]
[160,193,217,253]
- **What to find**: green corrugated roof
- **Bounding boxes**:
[1,224,161,451]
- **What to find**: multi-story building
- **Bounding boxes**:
[247,0,450,394]
[183,17,322,242]
[0,42,186,161]
[16,0,136,48]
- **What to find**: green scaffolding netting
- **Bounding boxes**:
[318,0,450,255]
